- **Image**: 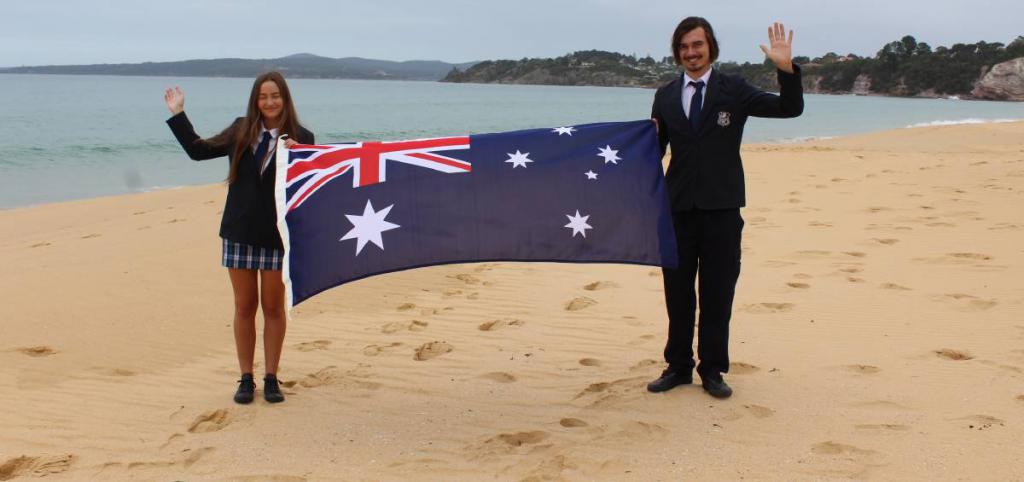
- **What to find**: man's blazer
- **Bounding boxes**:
[652,66,804,211]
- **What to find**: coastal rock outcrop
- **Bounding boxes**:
[971,57,1024,100]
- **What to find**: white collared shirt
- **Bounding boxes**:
[681,68,713,119]
[253,124,279,174]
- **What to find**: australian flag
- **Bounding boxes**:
[274,120,678,307]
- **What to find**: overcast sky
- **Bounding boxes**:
[3,1,1022,67]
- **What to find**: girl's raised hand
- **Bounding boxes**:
[163,86,185,115]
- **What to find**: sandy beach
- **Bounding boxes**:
[2,121,1022,481]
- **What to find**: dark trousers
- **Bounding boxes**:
[661,208,744,376]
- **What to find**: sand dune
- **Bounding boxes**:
[1,122,1022,480]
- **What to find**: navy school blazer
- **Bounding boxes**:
[167,112,315,249]
[651,65,804,211]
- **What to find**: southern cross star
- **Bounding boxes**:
[552,126,577,136]
[597,145,621,164]
[585,170,598,180]
[564,210,593,238]
[505,150,533,168]
[340,200,400,255]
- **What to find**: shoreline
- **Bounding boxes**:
[4,119,1023,213]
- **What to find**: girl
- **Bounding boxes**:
[164,71,314,404]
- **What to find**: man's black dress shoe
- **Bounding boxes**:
[700,374,733,399]
[264,374,285,403]
[234,373,255,404]
[646,369,693,393]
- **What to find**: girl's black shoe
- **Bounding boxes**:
[234,373,255,404]
[264,374,285,403]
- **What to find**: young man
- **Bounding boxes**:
[649,18,804,398]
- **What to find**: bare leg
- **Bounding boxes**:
[228,268,259,375]
[260,269,287,376]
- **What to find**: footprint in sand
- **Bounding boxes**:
[80,233,101,239]
[796,250,832,257]
[382,320,429,334]
[743,405,775,418]
[793,273,813,279]
[396,303,417,312]
[843,251,867,258]
[414,341,453,361]
[559,418,588,428]
[363,342,403,356]
[839,267,862,274]
[294,340,331,351]
[843,364,881,374]
[934,348,973,361]
[808,221,833,227]
[1015,395,1024,403]
[729,362,760,375]
[948,252,993,261]
[578,358,602,367]
[188,409,231,433]
[166,218,186,224]
[93,368,137,377]
[28,242,51,248]
[879,282,912,291]
[448,273,481,284]
[0,454,75,479]
[480,372,517,383]
[565,297,597,311]
[787,282,810,289]
[17,346,57,357]
[811,441,876,456]
[583,281,619,291]
[958,414,1005,430]
[490,431,548,447]
[616,420,669,437]
[872,238,899,245]
[847,277,866,283]
[478,318,524,331]
[938,293,998,311]
[739,303,794,314]
[294,366,380,390]
[855,424,910,431]
[629,359,659,371]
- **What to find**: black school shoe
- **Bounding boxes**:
[234,373,256,404]
[700,373,733,399]
[646,368,693,393]
[264,374,285,403]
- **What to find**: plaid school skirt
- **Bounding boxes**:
[222,238,283,271]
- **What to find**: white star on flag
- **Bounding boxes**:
[505,150,533,168]
[597,145,621,164]
[552,126,576,136]
[585,170,598,180]
[340,200,400,255]
[564,210,593,238]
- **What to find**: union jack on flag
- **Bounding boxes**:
[275,120,678,307]
[283,136,471,211]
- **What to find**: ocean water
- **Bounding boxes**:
[2,73,1023,209]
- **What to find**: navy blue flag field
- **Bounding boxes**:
[274,120,678,307]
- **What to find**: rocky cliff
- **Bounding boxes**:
[972,57,1024,100]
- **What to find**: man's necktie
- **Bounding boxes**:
[689,81,705,132]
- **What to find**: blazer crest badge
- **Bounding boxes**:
[717,111,731,127]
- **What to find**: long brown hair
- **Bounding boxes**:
[226,71,302,183]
